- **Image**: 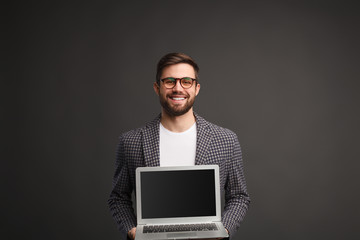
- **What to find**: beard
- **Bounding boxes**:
[159,92,195,117]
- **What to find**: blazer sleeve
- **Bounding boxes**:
[108,135,137,239]
[222,134,251,238]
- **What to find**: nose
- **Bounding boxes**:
[172,79,184,91]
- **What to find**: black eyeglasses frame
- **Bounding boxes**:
[159,77,197,89]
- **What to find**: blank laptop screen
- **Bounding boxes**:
[140,169,216,219]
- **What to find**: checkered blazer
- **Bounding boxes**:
[108,113,250,239]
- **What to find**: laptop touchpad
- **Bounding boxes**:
[167,232,197,238]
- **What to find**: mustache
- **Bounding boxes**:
[167,92,189,97]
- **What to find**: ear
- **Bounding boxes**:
[195,83,200,96]
[153,82,160,96]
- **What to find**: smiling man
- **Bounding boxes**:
[108,53,250,240]
[155,62,200,120]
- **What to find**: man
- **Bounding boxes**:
[108,53,250,240]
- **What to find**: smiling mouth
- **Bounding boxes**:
[169,96,186,101]
[171,97,185,100]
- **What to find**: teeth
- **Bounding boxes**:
[172,97,185,100]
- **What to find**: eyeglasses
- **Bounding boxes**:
[160,77,197,89]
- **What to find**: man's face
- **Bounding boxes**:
[154,63,200,117]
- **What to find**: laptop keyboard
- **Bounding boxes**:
[143,223,218,233]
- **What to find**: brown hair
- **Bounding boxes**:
[156,53,199,84]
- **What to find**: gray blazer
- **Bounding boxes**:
[108,113,250,239]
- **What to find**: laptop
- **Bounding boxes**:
[135,165,229,240]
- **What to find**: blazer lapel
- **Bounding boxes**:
[142,114,161,167]
[194,113,213,165]
[142,112,212,166]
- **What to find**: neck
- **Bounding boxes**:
[160,109,196,133]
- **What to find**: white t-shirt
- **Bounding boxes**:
[159,122,197,167]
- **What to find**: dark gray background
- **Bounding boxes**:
[3,1,360,239]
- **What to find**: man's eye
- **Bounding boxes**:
[182,79,192,84]
[164,79,175,84]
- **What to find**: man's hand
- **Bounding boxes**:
[128,227,136,240]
